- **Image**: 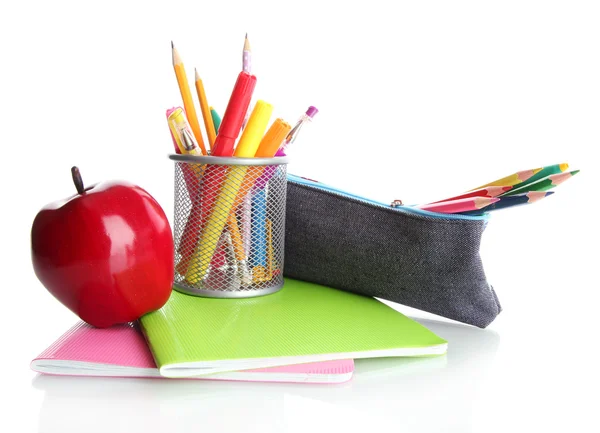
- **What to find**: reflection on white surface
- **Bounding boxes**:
[32,318,500,433]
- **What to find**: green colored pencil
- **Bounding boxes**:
[502,170,579,196]
[210,106,221,133]
[509,162,569,190]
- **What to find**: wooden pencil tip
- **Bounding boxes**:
[171,40,174,49]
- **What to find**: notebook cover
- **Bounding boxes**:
[140,278,447,377]
[31,321,354,384]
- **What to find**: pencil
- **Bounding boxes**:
[502,170,579,196]
[210,106,221,133]
[243,33,252,74]
[469,167,543,190]
[171,42,207,155]
[431,186,512,204]
[460,191,554,215]
[241,34,253,129]
[417,197,500,214]
[506,162,569,191]
[194,69,217,150]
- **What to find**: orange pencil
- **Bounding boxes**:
[171,42,207,155]
[194,69,217,150]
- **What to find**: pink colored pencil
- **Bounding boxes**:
[418,197,500,214]
[431,186,512,203]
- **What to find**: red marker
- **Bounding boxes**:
[175,72,256,276]
[212,71,257,156]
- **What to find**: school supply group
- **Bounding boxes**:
[30,35,450,385]
[167,39,317,298]
[30,34,580,387]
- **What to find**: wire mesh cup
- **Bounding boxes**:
[170,154,289,298]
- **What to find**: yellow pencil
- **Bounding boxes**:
[470,167,543,190]
[185,100,274,284]
[194,69,217,150]
[171,42,207,155]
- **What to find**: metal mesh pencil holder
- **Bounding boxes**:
[169,154,289,298]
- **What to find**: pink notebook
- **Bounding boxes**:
[31,321,354,384]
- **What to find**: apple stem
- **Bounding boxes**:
[71,166,85,195]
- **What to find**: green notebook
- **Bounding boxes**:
[140,278,447,378]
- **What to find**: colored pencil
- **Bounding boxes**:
[460,191,554,215]
[417,197,500,214]
[469,167,542,190]
[508,162,569,191]
[243,33,252,74]
[431,186,512,204]
[194,69,217,150]
[502,170,579,196]
[210,106,221,132]
[171,42,207,155]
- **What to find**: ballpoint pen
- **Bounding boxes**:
[277,106,319,156]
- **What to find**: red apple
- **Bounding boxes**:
[31,167,174,328]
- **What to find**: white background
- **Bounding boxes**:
[1,1,599,432]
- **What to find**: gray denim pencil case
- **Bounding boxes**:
[283,174,501,328]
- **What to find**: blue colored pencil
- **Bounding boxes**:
[250,189,267,268]
[460,191,554,215]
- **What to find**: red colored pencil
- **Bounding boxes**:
[418,197,500,214]
[431,186,512,204]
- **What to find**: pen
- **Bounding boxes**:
[277,105,319,156]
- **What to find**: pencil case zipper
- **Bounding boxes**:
[287,174,489,222]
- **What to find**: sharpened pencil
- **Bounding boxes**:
[460,191,554,215]
[432,186,512,203]
[502,170,579,196]
[417,197,500,214]
[195,69,217,149]
[171,42,207,155]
